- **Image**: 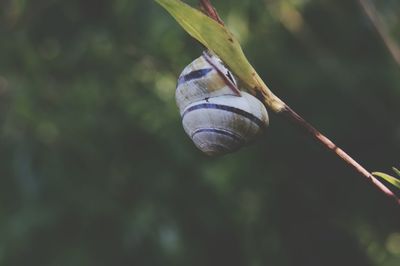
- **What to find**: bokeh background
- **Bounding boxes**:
[1,0,400,265]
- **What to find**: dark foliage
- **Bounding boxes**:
[0,0,400,265]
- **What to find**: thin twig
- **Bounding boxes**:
[357,0,400,66]
[200,0,400,206]
[200,0,224,25]
[282,106,400,204]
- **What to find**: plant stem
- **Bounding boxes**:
[357,0,400,67]
[282,105,400,205]
[199,0,224,25]
[199,0,400,206]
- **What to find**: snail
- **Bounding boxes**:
[176,51,269,156]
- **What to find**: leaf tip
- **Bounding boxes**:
[372,170,400,190]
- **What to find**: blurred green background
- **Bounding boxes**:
[1,0,400,265]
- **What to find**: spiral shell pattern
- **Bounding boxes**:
[176,53,269,156]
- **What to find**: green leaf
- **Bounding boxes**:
[393,167,400,176]
[155,0,285,112]
[372,170,400,190]
[156,0,253,86]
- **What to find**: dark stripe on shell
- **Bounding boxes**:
[177,68,213,86]
[192,128,244,143]
[182,103,265,128]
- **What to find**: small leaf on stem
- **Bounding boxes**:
[393,167,400,176]
[373,168,400,190]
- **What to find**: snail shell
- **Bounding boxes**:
[176,52,269,156]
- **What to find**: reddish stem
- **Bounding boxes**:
[200,0,224,25]
[282,106,400,205]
